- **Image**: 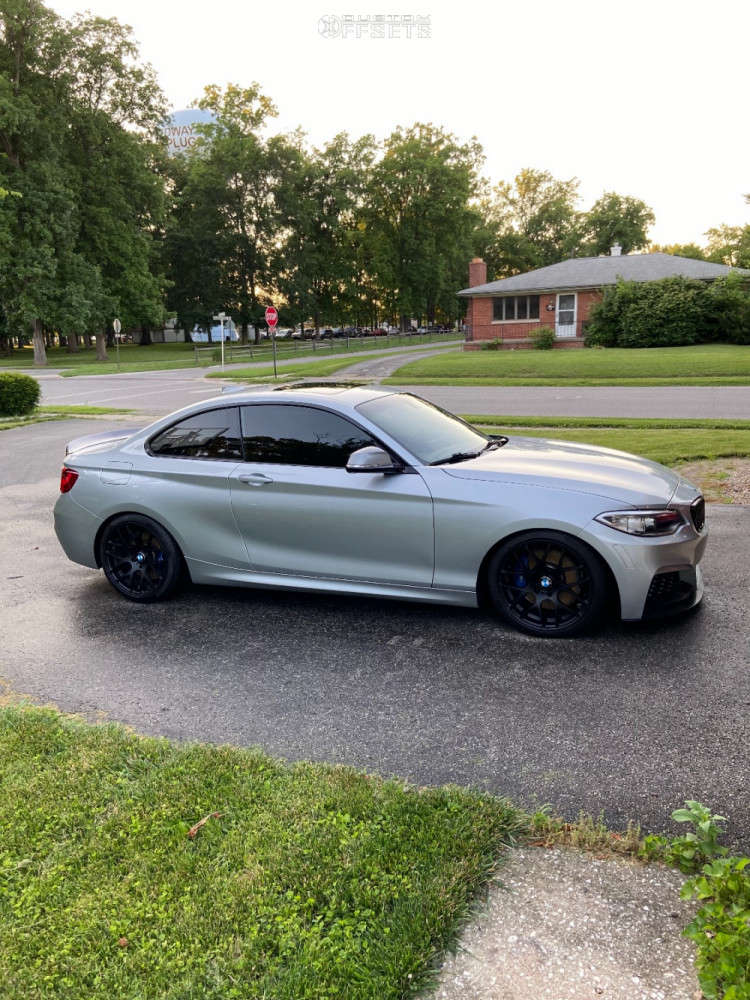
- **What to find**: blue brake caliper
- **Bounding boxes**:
[514,554,528,589]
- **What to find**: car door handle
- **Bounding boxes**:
[238,472,274,486]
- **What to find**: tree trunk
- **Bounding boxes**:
[83,333,92,349]
[241,322,249,345]
[253,323,260,345]
[32,318,47,366]
[95,332,108,361]
[139,326,152,346]
[66,334,79,353]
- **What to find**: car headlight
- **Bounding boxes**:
[595,509,685,536]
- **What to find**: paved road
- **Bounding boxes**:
[25,340,461,412]
[2,419,749,847]
[28,358,750,419]
[392,384,750,419]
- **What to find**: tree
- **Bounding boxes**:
[0,1,167,363]
[704,224,750,269]
[171,83,288,344]
[580,191,654,256]
[275,131,376,331]
[479,168,581,277]
[650,242,706,260]
[364,123,481,327]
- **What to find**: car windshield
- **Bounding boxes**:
[356,393,489,465]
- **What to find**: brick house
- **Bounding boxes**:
[458,249,745,349]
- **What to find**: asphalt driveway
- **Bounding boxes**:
[3,419,749,848]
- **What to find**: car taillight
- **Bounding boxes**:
[60,467,79,493]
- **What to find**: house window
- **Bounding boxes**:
[493,296,540,322]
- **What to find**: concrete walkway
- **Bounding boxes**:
[433,848,698,1000]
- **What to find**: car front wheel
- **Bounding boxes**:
[487,530,608,637]
[100,514,182,603]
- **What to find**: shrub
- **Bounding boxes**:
[682,857,750,1000]
[0,372,40,416]
[531,326,556,350]
[585,274,750,348]
[642,801,750,1000]
[480,339,502,350]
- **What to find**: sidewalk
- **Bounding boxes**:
[433,847,699,1000]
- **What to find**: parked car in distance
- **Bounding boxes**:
[54,388,707,638]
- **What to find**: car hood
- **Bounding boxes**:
[442,435,680,507]
[65,427,142,457]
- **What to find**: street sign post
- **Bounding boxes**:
[113,318,122,371]
[213,312,227,370]
[265,306,279,378]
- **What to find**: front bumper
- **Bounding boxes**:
[581,516,708,621]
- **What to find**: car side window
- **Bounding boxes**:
[241,404,376,468]
[149,407,243,460]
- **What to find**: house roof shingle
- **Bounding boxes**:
[457,253,749,296]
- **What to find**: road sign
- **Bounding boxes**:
[265,306,278,328]
[113,318,121,334]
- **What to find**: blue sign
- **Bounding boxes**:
[162,109,216,156]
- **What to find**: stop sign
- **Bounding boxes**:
[265,306,278,328]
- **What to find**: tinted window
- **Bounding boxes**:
[241,404,376,468]
[503,298,516,320]
[492,298,503,321]
[150,407,243,460]
[356,394,487,465]
[529,295,540,319]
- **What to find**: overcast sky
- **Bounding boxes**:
[50,0,749,245]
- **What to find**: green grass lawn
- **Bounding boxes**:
[0,343,201,372]
[207,352,395,381]
[385,343,750,386]
[2,333,457,377]
[464,414,750,466]
[0,706,522,1000]
[0,405,133,432]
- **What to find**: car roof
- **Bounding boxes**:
[204,384,396,409]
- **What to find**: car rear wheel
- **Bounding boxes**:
[100,514,182,603]
[487,530,607,637]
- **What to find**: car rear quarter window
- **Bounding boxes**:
[149,407,243,460]
[241,404,375,468]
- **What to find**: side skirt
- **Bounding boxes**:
[185,558,478,608]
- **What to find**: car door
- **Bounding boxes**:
[144,405,247,570]
[228,403,434,586]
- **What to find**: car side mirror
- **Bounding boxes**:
[346,446,401,475]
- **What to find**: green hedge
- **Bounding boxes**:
[0,372,41,416]
[585,273,750,348]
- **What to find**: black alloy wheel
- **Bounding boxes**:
[100,514,182,603]
[487,530,607,637]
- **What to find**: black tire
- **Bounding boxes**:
[487,530,608,638]
[100,514,182,603]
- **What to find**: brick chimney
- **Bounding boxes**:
[469,257,487,288]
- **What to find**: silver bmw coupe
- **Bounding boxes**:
[54,386,707,637]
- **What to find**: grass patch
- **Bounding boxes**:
[0,405,134,432]
[2,334,457,376]
[0,343,201,371]
[60,359,210,377]
[470,425,750,466]
[528,808,643,858]
[0,706,523,1000]
[464,414,750,466]
[461,414,750,431]
[384,343,750,386]
[207,352,395,381]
